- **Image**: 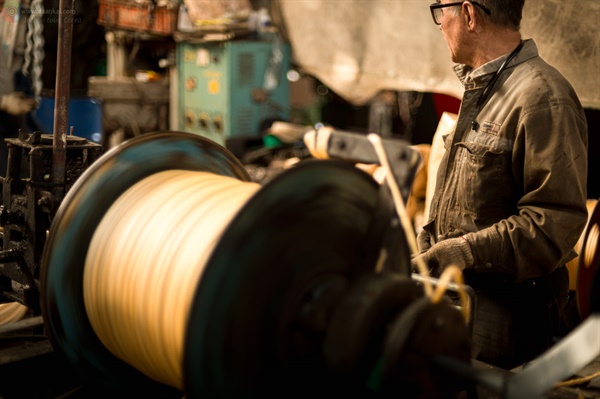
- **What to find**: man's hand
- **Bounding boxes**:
[411,237,474,277]
[416,228,433,254]
[0,92,37,115]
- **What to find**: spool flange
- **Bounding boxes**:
[41,132,250,392]
[184,156,406,397]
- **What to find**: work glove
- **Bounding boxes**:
[411,237,474,278]
[0,92,36,115]
[415,228,433,254]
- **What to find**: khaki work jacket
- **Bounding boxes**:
[425,39,588,283]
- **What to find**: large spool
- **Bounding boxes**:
[84,170,261,389]
[578,199,600,319]
[41,132,408,397]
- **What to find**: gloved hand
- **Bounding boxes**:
[415,228,433,254]
[411,237,474,277]
[0,92,36,115]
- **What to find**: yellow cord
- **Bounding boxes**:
[0,302,29,326]
[556,370,600,388]
[367,133,432,296]
[431,265,470,322]
[367,134,471,322]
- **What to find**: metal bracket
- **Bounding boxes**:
[308,127,422,203]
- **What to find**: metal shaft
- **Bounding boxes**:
[51,0,75,201]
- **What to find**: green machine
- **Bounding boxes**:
[177,39,290,146]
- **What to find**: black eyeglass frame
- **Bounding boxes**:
[429,1,492,25]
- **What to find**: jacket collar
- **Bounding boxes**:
[453,38,538,89]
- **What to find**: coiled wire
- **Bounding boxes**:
[83,170,260,389]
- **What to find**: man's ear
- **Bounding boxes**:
[462,2,478,31]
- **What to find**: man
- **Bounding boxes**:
[0,1,37,178]
[412,0,588,369]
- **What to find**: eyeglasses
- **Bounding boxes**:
[429,1,491,25]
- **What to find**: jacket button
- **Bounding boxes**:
[485,262,492,269]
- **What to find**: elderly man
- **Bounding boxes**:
[412,0,588,369]
[0,1,37,178]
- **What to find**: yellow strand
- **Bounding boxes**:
[556,370,600,388]
[0,302,29,325]
[0,228,30,327]
[367,133,433,297]
[83,170,260,389]
[430,265,470,322]
[583,223,599,268]
[367,134,474,326]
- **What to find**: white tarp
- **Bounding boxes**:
[278,0,600,109]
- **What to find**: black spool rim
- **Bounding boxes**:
[183,159,407,398]
[40,131,249,391]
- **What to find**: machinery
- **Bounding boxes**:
[35,130,477,398]
[0,132,102,313]
[2,1,596,398]
[0,127,598,398]
[177,38,290,146]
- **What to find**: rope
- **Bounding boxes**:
[304,130,467,308]
[367,133,471,322]
[431,265,470,322]
[367,133,432,296]
[84,170,260,389]
[22,0,44,102]
[556,370,600,388]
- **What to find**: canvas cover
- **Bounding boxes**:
[183,0,252,24]
[278,0,600,109]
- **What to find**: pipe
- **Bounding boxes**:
[51,0,75,201]
[0,315,44,336]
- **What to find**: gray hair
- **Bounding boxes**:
[476,0,525,30]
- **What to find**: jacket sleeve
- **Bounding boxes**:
[465,100,588,282]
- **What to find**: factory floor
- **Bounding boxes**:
[0,337,599,399]
[0,339,181,399]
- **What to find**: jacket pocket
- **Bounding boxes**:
[455,141,515,218]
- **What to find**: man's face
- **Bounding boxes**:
[437,1,469,64]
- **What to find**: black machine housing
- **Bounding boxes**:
[0,131,102,312]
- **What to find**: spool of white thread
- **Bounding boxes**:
[83,170,260,389]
